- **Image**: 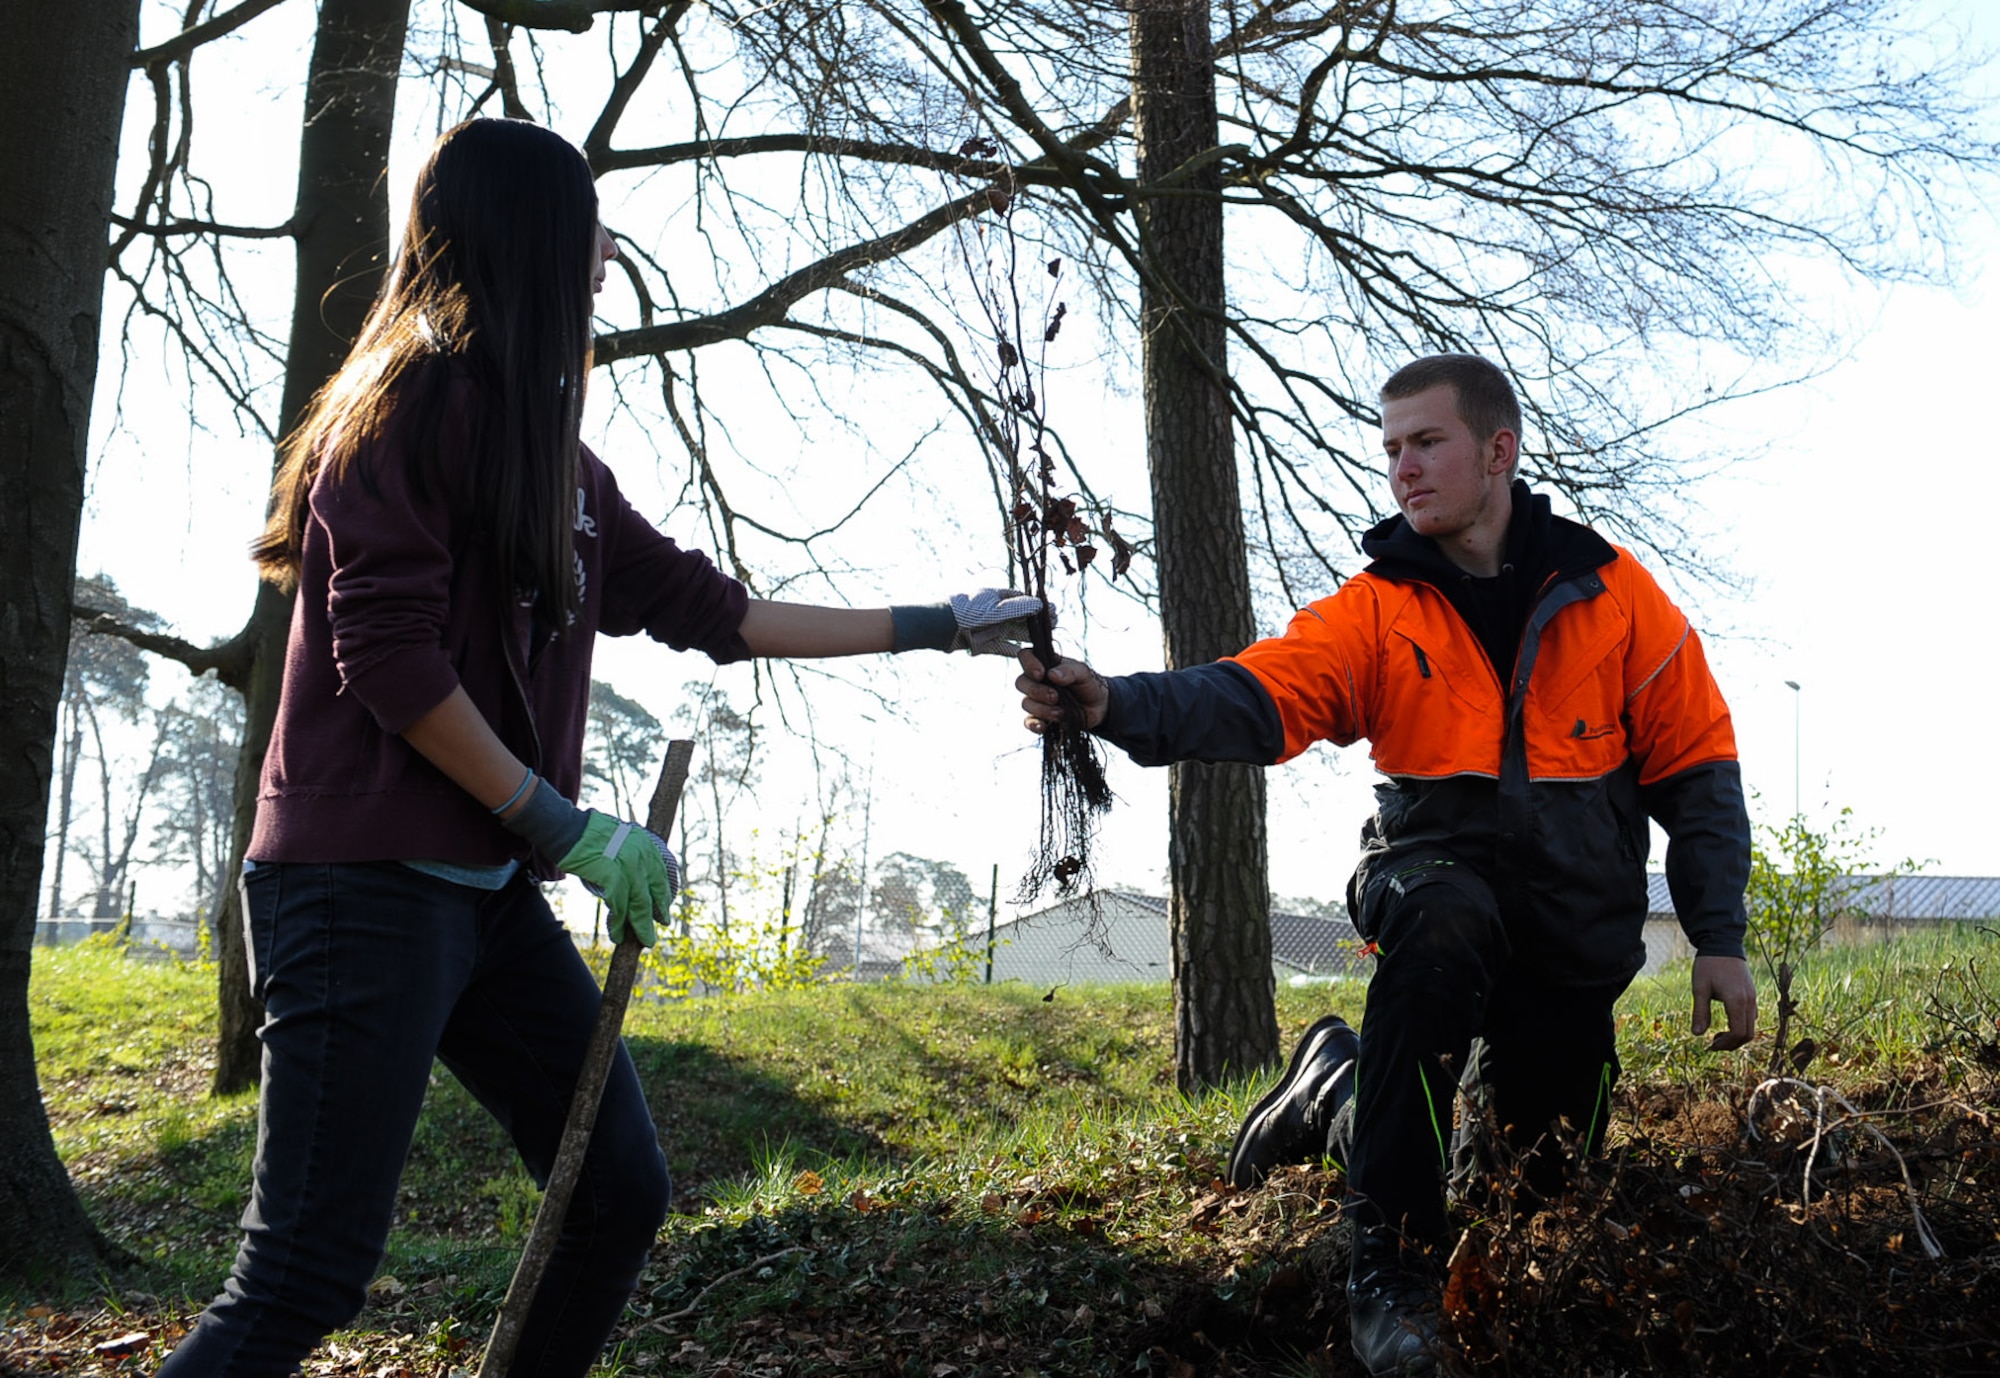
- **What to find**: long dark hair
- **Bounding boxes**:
[254,118,600,631]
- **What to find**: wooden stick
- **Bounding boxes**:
[479,738,695,1377]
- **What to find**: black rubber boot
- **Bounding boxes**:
[1347,1226,1442,1376]
[1226,1014,1360,1188]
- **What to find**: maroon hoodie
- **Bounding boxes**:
[248,388,749,873]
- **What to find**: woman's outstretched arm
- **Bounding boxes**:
[736,590,1043,659]
[737,600,895,658]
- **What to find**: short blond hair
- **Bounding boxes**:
[1381,354,1522,453]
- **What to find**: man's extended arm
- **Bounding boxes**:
[1018,583,1377,766]
[1016,653,1284,766]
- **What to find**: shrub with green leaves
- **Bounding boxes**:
[640,907,830,997]
[1746,806,1921,1068]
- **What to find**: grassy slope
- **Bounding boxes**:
[8,928,1998,1375]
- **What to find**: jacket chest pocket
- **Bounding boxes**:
[1530,603,1628,726]
[1528,654,1631,778]
[1389,631,1497,711]
[1374,631,1505,777]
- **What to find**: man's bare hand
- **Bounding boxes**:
[1016,649,1109,733]
[1691,954,1757,1051]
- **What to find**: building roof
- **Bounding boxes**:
[972,875,2000,988]
[817,930,916,972]
[979,890,1173,984]
[1269,909,1369,975]
[1827,874,2000,921]
[998,889,1367,977]
[1646,873,2000,922]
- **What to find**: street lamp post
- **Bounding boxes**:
[1784,680,1802,821]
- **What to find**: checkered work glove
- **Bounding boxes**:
[891,589,1049,655]
[951,588,1046,654]
[561,813,679,947]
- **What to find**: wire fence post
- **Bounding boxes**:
[984,863,998,984]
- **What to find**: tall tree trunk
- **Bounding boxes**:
[47,696,83,917]
[102,746,166,922]
[211,0,411,1094]
[88,700,119,917]
[1128,0,1278,1092]
[0,0,142,1282]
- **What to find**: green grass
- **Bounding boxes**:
[1614,923,2000,1093]
[26,940,255,1274]
[622,979,1363,1191]
[14,925,1999,1375]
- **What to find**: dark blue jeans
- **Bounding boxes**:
[160,862,670,1377]
[1341,863,1622,1247]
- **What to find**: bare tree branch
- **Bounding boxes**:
[483,17,534,120]
[72,605,255,693]
[594,184,1006,363]
[580,3,688,165]
[597,133,1024,180]
[450,0,657,36]
[132,0,292,68]
[109,211,296,239]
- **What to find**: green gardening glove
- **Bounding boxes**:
[559,811,677,947]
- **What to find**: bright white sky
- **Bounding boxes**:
[70,1,2000,926]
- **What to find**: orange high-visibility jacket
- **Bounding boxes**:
[1233,549,1735,789]
[1096,504,1749,985]
[1227,543,1745,983]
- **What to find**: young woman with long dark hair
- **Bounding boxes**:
[159,118,1033,1377]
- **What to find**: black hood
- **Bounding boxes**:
[1360,480,1614,590]
[1358,481,1617,681]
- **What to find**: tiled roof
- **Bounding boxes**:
[1269,910,1369,975]
[1045,874,2000,938]
[1645,874,1673,916]
[1023,890,1367,975]
[967,873,2000,989]
[1105,891,1167,918]
[1646,873,2000,922]
[1828,875,2000,921]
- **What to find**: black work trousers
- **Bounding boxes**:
[1336,861,1624,1246]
